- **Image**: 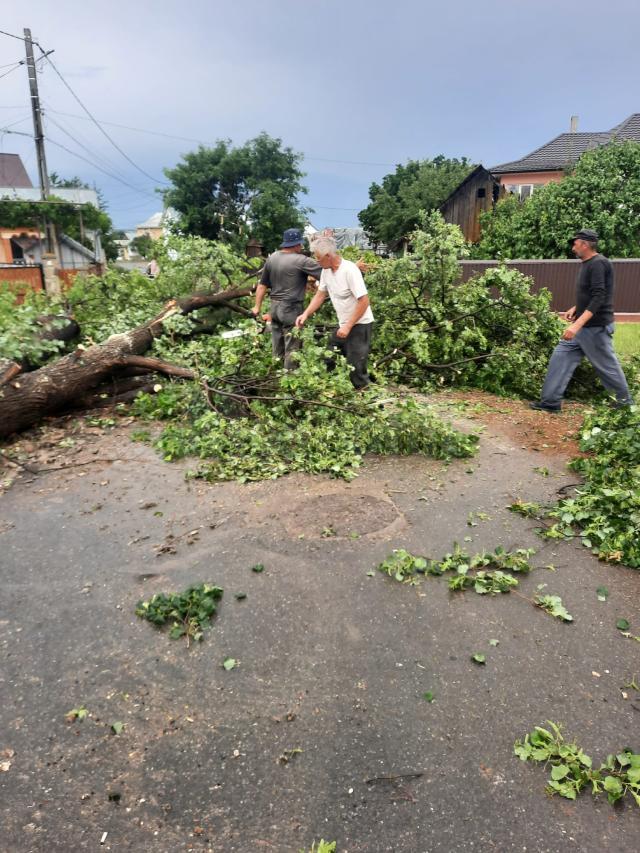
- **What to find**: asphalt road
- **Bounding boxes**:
[1,418,639,852]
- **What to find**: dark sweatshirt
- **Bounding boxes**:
[575,254,614,327]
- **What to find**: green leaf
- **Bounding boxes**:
[235,592,247,600]
[617,618,630,631]
[422,691,435,703]
[251,563,265,573]
[66,706,88,722]
[223,657,237,671]
[535,594,573,622]
[603,775,623,795]
[550,764,571,781]
[471,653,486,664]
[596,586,609,602]
[111,721,124,735]
[488,638,499,647]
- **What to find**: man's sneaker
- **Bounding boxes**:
[529,401,561,413]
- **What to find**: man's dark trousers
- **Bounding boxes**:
[328,323,373,389]
[270,300,302,370]
[540,323,632,408]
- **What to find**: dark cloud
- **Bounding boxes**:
[1,0,638,229]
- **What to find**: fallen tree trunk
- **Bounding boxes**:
[0,287,252,439]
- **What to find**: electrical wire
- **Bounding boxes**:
[44,111,144,187]
[0,127,32,138]
[0,62,24,81]
[37,48,169,185]
[46,107,208,145]
[0,29,26,42]
[42,107,398,169]
[46,136,158,198]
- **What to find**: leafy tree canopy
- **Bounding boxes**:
[129,234,155,259]
[358,155,475,248]
[163,132,308,252]
[474,142,640,258]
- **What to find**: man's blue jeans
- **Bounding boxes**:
[540,323,633,408]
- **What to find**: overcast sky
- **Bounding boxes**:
[1,0,638,231]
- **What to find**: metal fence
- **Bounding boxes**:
[459,259,640,313]
[0,263,44,294]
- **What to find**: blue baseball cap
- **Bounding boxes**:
[280,228,303,248]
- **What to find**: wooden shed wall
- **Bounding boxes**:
[441,172,497,242]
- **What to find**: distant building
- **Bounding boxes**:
[0,153,33,188]
[440,166,501,243]
[0,154,104,292]
[441,113,640,242]
[491,112,640,198]
[309,226,379,253]
[135,209,178,240]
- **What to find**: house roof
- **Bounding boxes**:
[60,233,96,261]
[136,208,178,229]
[0,153,33,188]
[0,186,100,205]
[439,165,497,209]
[491,113,640,174]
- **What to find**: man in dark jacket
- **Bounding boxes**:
[251,228,322,369]
[530,229,633,412]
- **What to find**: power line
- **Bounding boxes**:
[1,114,31,130]
[44,111,144,187]
[46,107,209,145]
[0,29,27,42]
[0,127,32,138]
[0,61,24,81]
[37,47,169,185]
[46,136,158,198]
[42,107,397,169]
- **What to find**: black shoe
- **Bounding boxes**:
[529,401,561,413]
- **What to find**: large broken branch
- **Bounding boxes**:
[0,287,253,439]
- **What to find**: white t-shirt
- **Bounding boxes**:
[318,259,374,327]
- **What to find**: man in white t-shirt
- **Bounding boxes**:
[295,236,374,389]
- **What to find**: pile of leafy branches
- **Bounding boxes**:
[511,360,640,569]
[545,397,640,568]
[136,582,223,643]
[515,721,640,807]
[365,212,564,398]
[0,285,69,366]
[67,235,259,342]
[377,544,573,619]
[378,544,534,588]
[132,323,478,482]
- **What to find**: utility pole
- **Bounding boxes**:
[23,27,60,295]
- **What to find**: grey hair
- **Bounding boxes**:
[312,235,338,257]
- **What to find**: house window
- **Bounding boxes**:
[476,187,486,198]
[505,183,536,200]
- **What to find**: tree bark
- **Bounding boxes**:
[0,287,253,439]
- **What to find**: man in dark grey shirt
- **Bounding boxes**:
[252,228,322,368]
[530,229,632,412]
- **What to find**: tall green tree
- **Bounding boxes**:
[163,132,308,252]
[474,141,640,258]
[359,155,475,248]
